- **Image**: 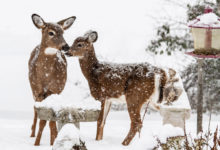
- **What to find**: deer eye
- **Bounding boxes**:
[48,31,55,36]
[77,43,83,48]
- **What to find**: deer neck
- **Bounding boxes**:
[79,47,98,80]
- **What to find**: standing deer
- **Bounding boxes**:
[29,14,76,146]
[66,31,168,145]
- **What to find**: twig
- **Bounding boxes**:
[142,101,150,122]
[184,115,190,150]
[139,101,150,138]
[211,126,218,150]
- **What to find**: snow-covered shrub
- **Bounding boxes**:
[53,124,87,150]
[154,126,220,150]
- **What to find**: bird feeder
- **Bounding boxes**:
[188,7,220,56]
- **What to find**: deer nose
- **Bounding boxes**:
[62,44,70,52]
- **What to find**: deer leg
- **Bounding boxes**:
[49,121,58,145]
[122,100,142,146]
[96,100,112,140]
[34,120,46,146]
[30,107,38,137]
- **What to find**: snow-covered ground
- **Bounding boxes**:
[0,110,219,150]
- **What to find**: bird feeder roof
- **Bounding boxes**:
[188,8,220,29]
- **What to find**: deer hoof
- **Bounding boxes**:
[122,140,130,146]
[95,136,103,141]
[34,140,40,146]
[30,134,35,137]
[34,143,40,146]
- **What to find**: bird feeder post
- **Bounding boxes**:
[197,58,204,133]
[187,7,220,134]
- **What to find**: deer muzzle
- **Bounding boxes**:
[61,44,70,52]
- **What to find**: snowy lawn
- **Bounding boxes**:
[0,110,219,150]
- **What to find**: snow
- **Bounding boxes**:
[53,124,83,150]
[199,13,219,24]
[0,111,219,150]
[30,45,40,69]
[33,57,102,112]
[131,124,184,150]
[188,12,220,28]
[0,0,217,149]
[34,57,101,112]
[56,51,66,64]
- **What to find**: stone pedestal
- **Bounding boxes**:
[160,107,191,129]
[35,107,100,131]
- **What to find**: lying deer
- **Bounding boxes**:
[29,14,76,146]
[66,31,168,145]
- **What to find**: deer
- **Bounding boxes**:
[29,14,76,146]
[65,30,169,146]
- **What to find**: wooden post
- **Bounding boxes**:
[197,58,204,133]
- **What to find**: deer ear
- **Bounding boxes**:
[32,14,45,29]
[87,31,98,43]
[58,16,76,30]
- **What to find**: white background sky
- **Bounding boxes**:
[0,0,189,56]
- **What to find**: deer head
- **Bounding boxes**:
[66,30,98,57]
[32,14,76,52]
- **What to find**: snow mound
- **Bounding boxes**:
[53,123,85,150]
[199,12,219,24]
[130,124,184,150]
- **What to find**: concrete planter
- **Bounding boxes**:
[35,107,100,130]
[160,107,191,129]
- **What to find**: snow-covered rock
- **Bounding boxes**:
[53,124,87,150]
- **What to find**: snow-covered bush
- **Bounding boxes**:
[53,124,87,150]
[154,126,220,150]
